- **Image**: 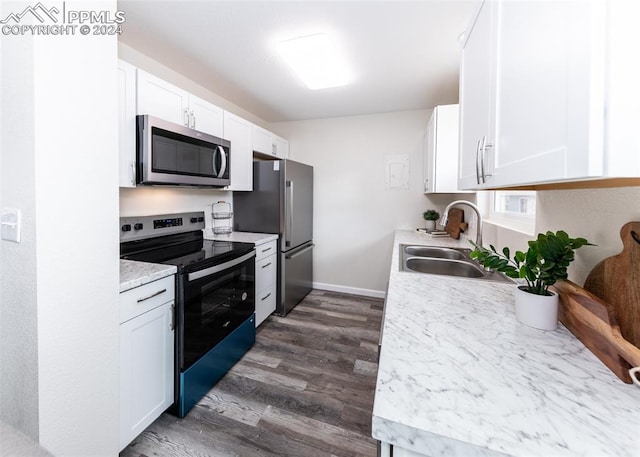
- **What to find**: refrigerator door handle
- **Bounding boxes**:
[285,243,314,259]
[286,180,293,247]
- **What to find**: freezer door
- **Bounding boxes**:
[279,242,313,316]
[283,160,313,250]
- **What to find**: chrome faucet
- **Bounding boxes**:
[440,200,483,247]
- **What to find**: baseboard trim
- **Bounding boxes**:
[312,282,386,299]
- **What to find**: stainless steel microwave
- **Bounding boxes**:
[137,115,231,187]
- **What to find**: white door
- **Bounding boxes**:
[137,70,189,126]
[252,125,272,155]
[119,302,174,451]
[272,135,289,159]
[118,60,137,188]
[189,94,224,137]
[423,110,436,193]
[490,0,604,186]
[458,0,494,190]
[223,112,253,191]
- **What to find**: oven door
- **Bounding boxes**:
[177,250,255,371]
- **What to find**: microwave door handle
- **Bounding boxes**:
[212,147,219,177]
[217,145,227,178]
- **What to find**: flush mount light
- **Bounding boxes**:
[278,33,350,90]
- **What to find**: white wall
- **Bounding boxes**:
[483,186,640,287]
[273,110,466,296]
[1,2,120,455]
[120,187,231,232]
[0,10,39,439]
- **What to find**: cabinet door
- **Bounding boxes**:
[423,109,436,193]
[189,94,224,138]
[489,0,604,186]
[458,0,494,190]
[119,302,174,451]
[252,125,272,155]
[118,60,137,188]
[272,135,289,159]
[137,69,189,126]
[223,112,253,191]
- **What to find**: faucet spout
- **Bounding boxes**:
[440,200,483,247]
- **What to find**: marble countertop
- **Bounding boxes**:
[203,230,278,246]
[120,260,177,293]
[372,230,640,456]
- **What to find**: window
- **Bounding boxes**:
[481,191,536,234]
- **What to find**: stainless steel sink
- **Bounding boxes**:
[403,245,470,260]
[405,257,484,278]
[399,244,513,284]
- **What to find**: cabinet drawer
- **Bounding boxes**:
[255,240,277,261]
[256,254,276,293]
[255,284,276,327]
[120,276,175,324]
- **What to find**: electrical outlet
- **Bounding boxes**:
[1,208,21,243]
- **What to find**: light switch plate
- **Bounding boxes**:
[1,208,21,243]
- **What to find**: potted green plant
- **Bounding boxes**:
[470,230,592,330]
[423,210,440,231]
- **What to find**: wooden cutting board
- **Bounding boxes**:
[553,280,640,383]
[444,208,465,239]
[583,222,640,348]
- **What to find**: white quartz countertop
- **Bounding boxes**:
[119,259,177,293]
[203,230,278,246]
[372,230,640,456]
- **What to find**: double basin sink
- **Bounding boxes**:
[399,244,513,284]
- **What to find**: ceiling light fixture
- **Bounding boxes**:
[278,33,350,90]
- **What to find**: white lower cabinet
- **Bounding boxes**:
[119,276,175,451]
[255,240,277,326]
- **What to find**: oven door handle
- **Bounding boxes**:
[187,250,255,282]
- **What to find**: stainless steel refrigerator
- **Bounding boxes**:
[233,159,313,316]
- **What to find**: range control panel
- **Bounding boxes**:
[120,211,206,242]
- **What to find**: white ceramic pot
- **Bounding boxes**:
[425,220,436,231]
[514,285,559,331]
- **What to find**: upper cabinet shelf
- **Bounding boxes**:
[458,0,640,190]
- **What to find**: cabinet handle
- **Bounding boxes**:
[261,262,272,269]
[261,246,272,253]
[136,288,167,303]
[261,292,272,301]
[170,303,175,331]
[475,139,482,185]
[480,136,493,183]
[424,179,429,192]
[190,110,196,129]
[183,109,189,126]
[129,161,136,186]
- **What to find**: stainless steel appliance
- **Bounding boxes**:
[233,159,313,315]
[120,212,255,417]
[137,115,230,187]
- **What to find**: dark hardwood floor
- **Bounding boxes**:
[120,290,384,457]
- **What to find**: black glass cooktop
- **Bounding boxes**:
[120,231,254,273]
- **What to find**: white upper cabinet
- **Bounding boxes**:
[272,135,289,159]
[424,104,469,193]
[458,0,494,190]
[137,69,223,138]
[224,111,252,191]
[137,69,189,126]
[118,59,137,188]
[188,93,224,138]
[459,0,639,190]
[252,125,272,156]
[252,125,289,159]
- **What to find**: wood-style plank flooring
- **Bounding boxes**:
[120,290,384,457]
